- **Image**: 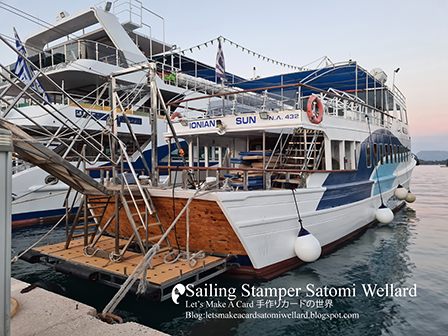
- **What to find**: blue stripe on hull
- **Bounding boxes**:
[317,129,407,210]
[12,207,78,222]
[317,180,374,209]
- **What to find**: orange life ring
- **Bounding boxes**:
[170,111,183,121]
[307,95,324,124]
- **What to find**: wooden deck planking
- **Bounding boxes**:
[34,237,224,285]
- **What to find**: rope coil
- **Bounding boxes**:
[164,250,206,267]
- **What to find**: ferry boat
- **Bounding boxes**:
[139,61,416,279]
[3,1,416,309]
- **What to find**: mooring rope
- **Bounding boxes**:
[11,191,83,264]
[163,250,206,267]
[11,213,67,264]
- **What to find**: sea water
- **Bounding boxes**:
[11,165,448,336]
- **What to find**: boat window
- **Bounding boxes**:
[344,141,353,169]
[394,145,397,163]
[160,144,189,162]
[389,144,393,164]
[331,140,341,170]
[384,144,389,164]
[403,109,409,125]
[386,91,395,115]
[392,145,395,163]
[66,43,79,62]
[373,144,378,166]
[366,143,371,168]
[379,143,384,165]
[396,104,403,122]
[355,142,361,169]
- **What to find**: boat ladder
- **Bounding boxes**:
[272,128,325,188]
[65,195,112,249]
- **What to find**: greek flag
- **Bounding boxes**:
[216,38,226,83]
[14,28,51,103]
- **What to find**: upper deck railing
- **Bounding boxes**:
[0,39,128,84]
[392,84,406,107]
[164,82,396,128]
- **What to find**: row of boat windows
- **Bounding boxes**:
[366,143,410,168]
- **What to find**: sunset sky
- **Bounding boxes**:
[1,0,447,154]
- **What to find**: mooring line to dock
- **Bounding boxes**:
[11,192,83,264]
[11,213,67,264]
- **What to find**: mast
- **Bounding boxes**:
[150,63,158,186]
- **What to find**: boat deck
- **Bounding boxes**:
[29,236,231,300]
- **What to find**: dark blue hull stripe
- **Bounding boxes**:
[317,180,373,210]
[317,129,407,210]
[12,207,78,222]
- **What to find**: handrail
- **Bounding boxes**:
[166,82,393,119]
[119,141,153,215]
[157,165,358,174]
[86,166,145,172]
[158,165,358,191]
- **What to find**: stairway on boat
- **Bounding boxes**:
[272,128,325,189]
[65,187,170,259]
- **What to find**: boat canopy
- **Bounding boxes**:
[161,58,389,105]
[232,63,387,99]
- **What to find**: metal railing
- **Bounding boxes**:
[12,158,33,175]
[165,82,396,128]
[157,165,358,191]
[35,40,128,70]
[0,39,129,85]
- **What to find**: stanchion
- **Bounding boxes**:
[0,129,13,336]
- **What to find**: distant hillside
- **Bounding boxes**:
[416,150,448,161]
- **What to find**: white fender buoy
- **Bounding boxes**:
[394,184,408,200]
[376,204,394,224]
[406,191,416,203]
[294,228,321,262]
